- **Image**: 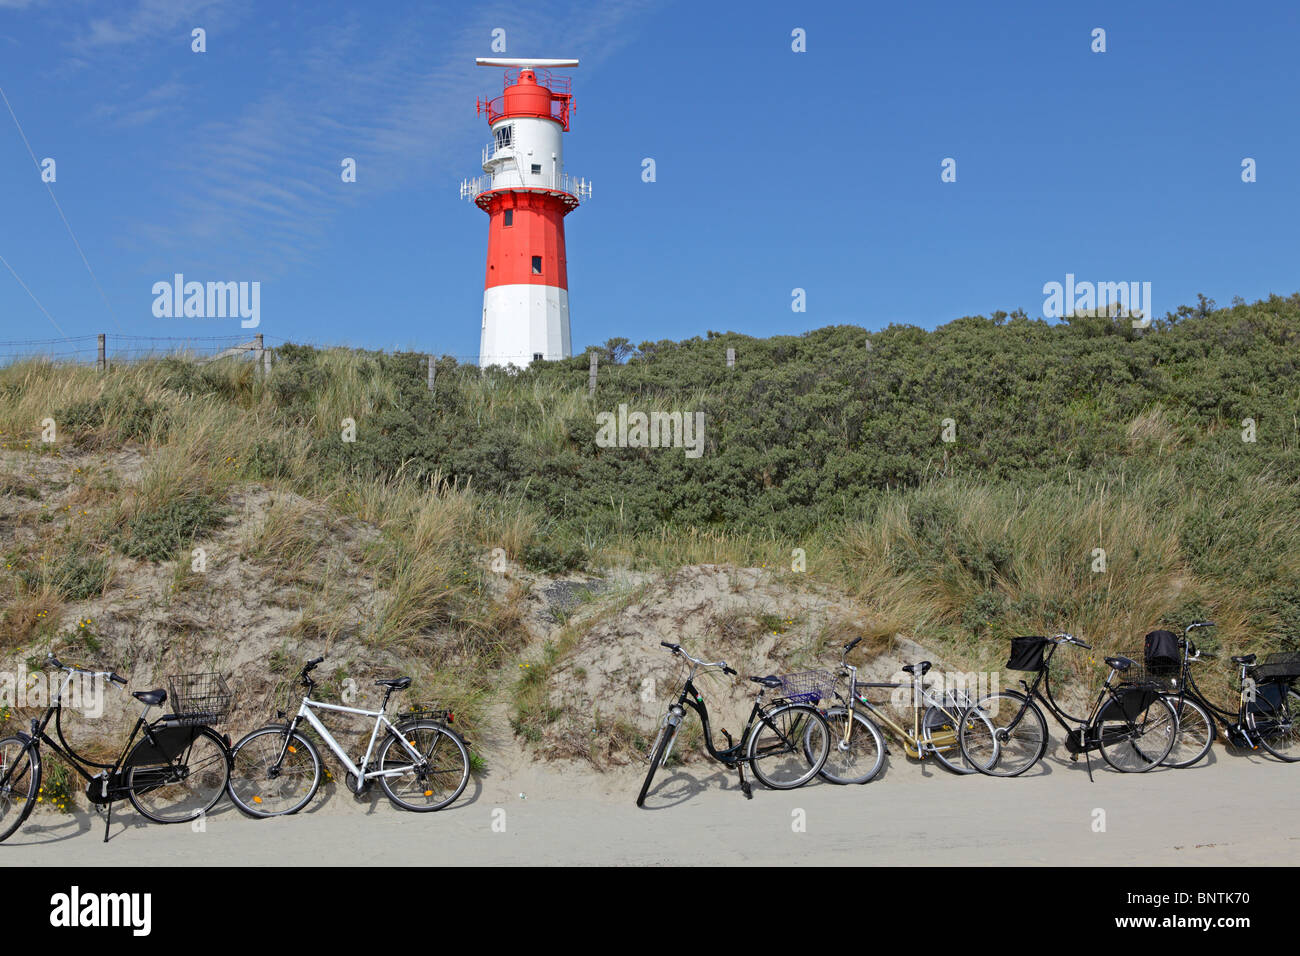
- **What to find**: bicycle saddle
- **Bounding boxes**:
[375,676,412,689]
[750,675,784,688]
[1232,654,1256,665]
[133,689,166,706]
[1105,656,1135,670]
[901,661,932,676]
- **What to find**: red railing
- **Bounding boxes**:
[476,68,574,130]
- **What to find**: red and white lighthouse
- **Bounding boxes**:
[462,57,591,369]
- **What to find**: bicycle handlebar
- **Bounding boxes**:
[659,642,732,674]
[1052,633,1092,650]
[299,656,326,684]
[46,652,127,686]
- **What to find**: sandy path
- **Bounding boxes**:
[2,744,1296,865]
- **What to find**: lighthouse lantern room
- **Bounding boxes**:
[461,57,591,369]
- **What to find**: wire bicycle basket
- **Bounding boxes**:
[775,670,837,704]
[166,673,233,726]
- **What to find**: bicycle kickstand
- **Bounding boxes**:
[735,762,753,800]
[1083,747,1095,783]
[103,798,112,843]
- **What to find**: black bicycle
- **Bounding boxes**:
[1155,621,1300,766]
[636,642,831,806]
[0,654,232,843]
[958,633,1177,779]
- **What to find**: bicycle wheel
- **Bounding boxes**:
[923,703,995,774]
[126,726,230,823]
[636,710,681,807]
[816,706,886,784]
[1098,694,1176,772]
[1250,687,1300,762]
[227,725,321,817]
[378,720,471,811]
[1163,695,1216,768]
[747,703,828,789]
[960,692,1049,777]
[0,737,40,843]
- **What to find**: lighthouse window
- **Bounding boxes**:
[531,256,542,275]
[530,163,542,175]
[533,352,543,363]
[494,125,512,149]
[503,209,513,227]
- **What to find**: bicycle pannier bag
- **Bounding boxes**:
[1097,685,1158,723]
[1007,636,1049,672]
[125,724,204,767]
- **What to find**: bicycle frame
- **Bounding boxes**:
[668,676,774,766]
[9,669,160,797]
[1004,641,1165,764]
[1173,634,1291,748]
[285,697,427,785]
[842,670,966,757]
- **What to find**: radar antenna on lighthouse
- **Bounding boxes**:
[461,57,590,369]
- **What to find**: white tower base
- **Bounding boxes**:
[479,285,571,369]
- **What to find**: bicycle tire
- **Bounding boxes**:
[960,691,1049,777]
[0,736,40,843]
[378,720,471,811]
[226,725,321,818]
[126,725,230,823]
[746,703,828,790]
[816,706,886,784]
[636,713,679,807]
[1250,687,1300,762]
[1098,694,1176,772]
[923,703,994,774]
[1162,695,1216,768]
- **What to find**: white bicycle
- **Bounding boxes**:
[226,657,470,816]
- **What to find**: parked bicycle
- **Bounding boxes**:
[958,634,1178,778]
[636,642,831,806]
[0,654,232,843]
[815,637,995,782]
[1155,621,1300,766]
[226,657,471,816]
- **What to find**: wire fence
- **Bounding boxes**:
[0,334,741,396]
[0,334,486,368]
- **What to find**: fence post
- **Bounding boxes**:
[427,355,436,392]
[253,333,264,371]
[263,348,272,377]
[587,352,598,397]
[726,347,735,369]
[97,334,106,373]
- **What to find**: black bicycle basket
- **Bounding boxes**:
[398,704,453,723]
[166,673,233,725]
[1252,651,1300,684]
[1006,636,1049,672]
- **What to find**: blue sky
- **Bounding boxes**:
[1,0,1297,360]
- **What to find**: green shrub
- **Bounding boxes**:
[115,495,225,562]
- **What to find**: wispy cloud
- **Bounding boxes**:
[109,0,660,276]
[79,0,233,48]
